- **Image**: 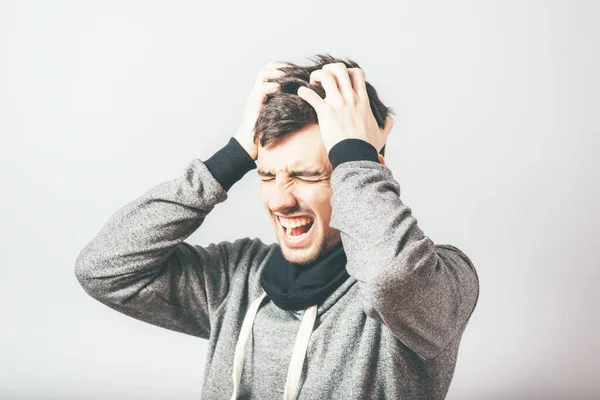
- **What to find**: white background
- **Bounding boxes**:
[1,1,599,399]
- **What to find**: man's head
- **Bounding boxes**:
[255,54,393,264]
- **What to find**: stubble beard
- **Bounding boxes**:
[279,227,341,265]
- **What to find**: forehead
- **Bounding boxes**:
[256,124,329,172]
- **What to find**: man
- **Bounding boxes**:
[75,54,479,399]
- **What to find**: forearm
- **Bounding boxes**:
[74,138,255,306]
[328,140,479,360]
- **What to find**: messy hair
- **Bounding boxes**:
[254,54,394,156]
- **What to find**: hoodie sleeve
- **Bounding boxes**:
[328,139,480,361]
[74,138,268,339]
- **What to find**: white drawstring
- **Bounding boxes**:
[230,291,268,400]
[283,303,317,399]
[230,292,317,400]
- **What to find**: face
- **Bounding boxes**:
[257,124,341,264]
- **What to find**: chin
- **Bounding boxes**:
[280,245,321,265]
[277,230,340,265]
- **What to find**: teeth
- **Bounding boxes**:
[279,216,313,228]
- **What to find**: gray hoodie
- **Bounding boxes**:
[75,154,479,399]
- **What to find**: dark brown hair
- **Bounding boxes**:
[254,54,394,156]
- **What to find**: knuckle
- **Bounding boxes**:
[257,82,274,91]
[309,70,320,83]
[265,82,280,93]
[324,62,346,71]
[355,68,365,77]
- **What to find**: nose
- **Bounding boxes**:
[268,182,298,213]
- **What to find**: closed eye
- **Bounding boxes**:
[295,177,319,183]
[259,176,327,183]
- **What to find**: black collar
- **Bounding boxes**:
[259,242,350,311]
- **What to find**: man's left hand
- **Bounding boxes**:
[297,63,393,155]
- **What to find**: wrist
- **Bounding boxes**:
[204,137,257,191]
[233,135,258,161]
[328,138,380,169]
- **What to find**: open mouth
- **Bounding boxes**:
[278,216,315,240]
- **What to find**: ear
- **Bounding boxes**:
[378,154,386,166]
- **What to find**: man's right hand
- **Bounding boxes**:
[234,62,291,160]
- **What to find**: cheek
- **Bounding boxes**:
[301,187,333,218]
[260,185,272,207]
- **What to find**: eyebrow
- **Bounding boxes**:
[257,168,325,178]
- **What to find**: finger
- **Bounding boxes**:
[263,68,287,81]
[347,68,368,101]
[261,82,281,103]
[257,69,285,82]
[309,69,342,103]
[257,62,292,82]
[322,63,355,101]
[264,62,294,78]
[251,82,280,103]
[297,86,326,110]
[262,81,281,95]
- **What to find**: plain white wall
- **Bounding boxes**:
[1,1,598,399]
